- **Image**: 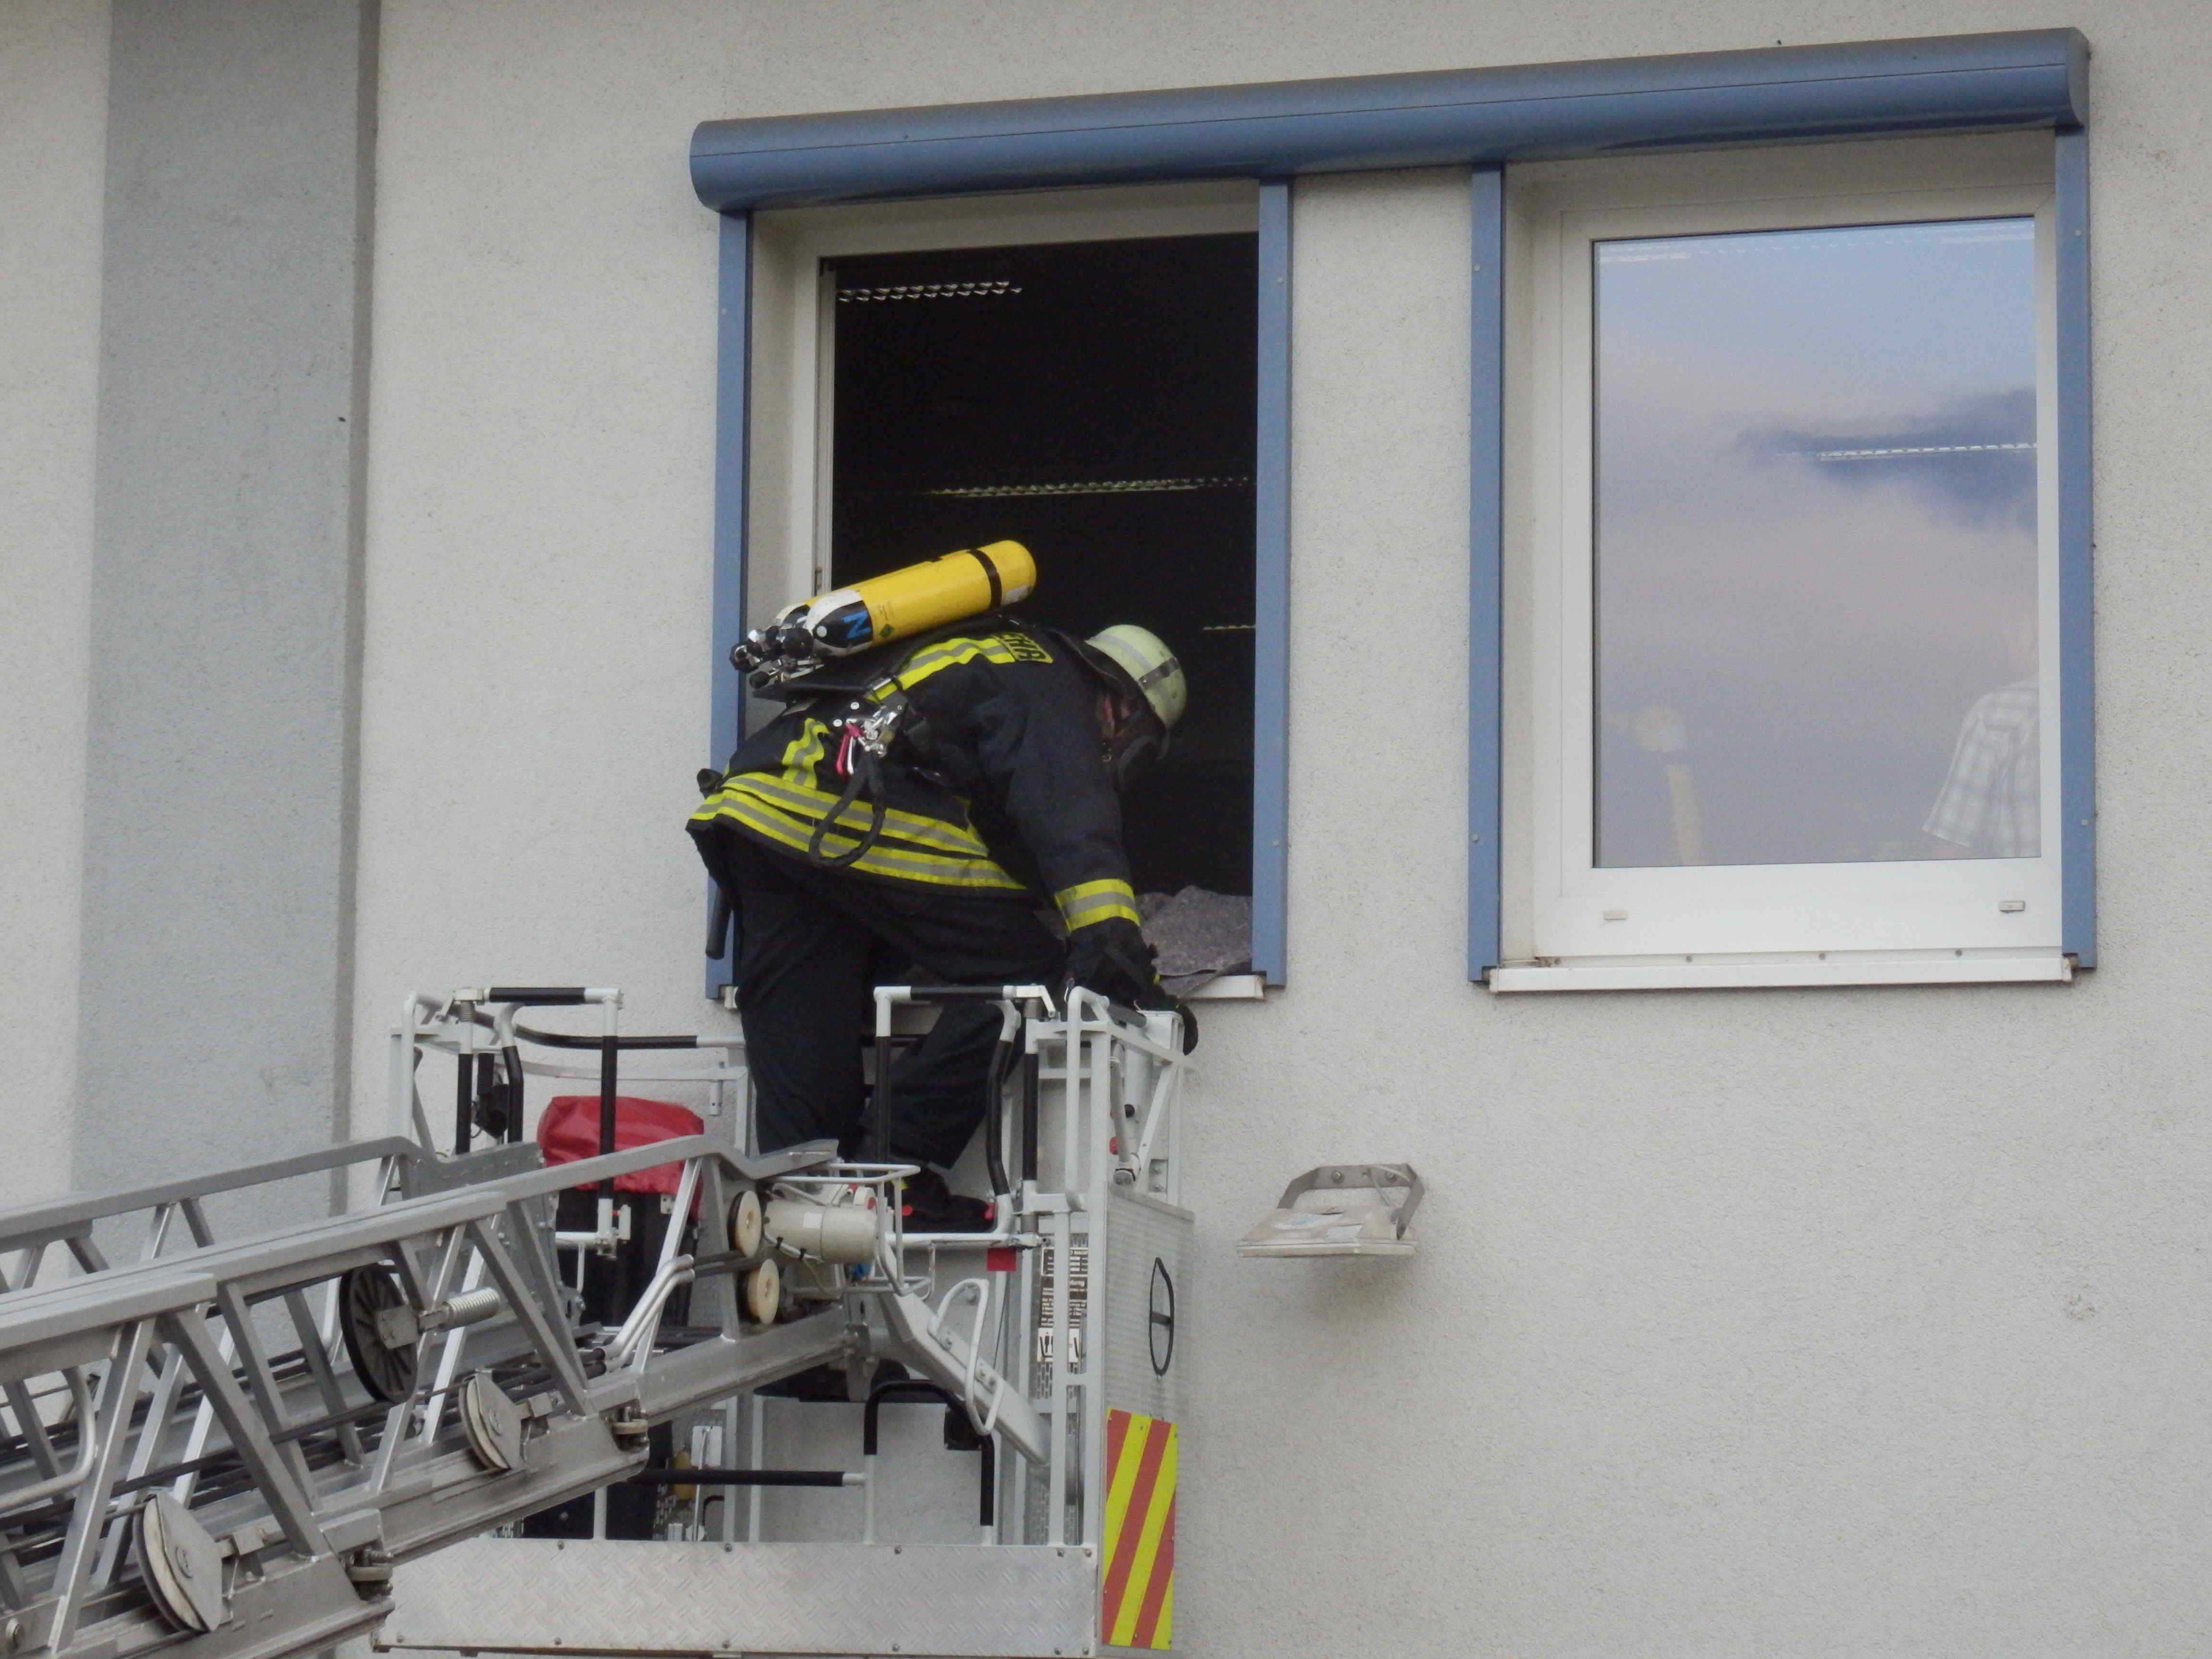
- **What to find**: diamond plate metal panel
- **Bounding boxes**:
[1100,1192,1190,1425]
[382,1538,1100,1659]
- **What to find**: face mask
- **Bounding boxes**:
[1105,710,1169,790]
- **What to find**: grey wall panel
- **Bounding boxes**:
[0,0,110,1215]
[76,0,375,1226]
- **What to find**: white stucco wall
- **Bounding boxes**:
[353,3,2212,1654]
[0,0,110,1212]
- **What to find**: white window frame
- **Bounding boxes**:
[1496,135,2067,992]
[745,181,1270,1001]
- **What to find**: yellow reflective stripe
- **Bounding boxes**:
[691,785,1025,891]
[781,721,827,774]
[733,772,995,859]
[1056,878,1141,931]
[880,643,990,691]
[871,634,1026,697]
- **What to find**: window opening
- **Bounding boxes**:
[827,233,1259,901]
[1592,216,2040,870]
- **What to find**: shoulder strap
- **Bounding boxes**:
[751,613,1017,703]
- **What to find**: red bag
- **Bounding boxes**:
[536,1095,705,1196]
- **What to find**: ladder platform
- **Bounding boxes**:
[0,985,1192,1659]
[380,1538,1101,1659]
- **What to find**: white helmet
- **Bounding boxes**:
[1084,624,1186,731]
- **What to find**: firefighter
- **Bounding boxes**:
[689,615,1186,1229]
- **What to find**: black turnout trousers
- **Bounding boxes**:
[720,835,1065,1168]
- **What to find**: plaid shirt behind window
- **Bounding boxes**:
[1924,678,2040,857]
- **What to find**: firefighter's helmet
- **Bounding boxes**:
[1083,624,1186,731]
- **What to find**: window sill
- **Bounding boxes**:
[725,975,1270,1020]
[1182,974,1268,1001]
[1487,950,2073,993]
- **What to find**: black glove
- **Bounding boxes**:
[1062,918,1157,1009]
[1064,920,1200,1052]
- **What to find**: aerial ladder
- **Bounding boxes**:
[0,982,1190,1659]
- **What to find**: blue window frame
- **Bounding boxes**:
[691,29,2091,997]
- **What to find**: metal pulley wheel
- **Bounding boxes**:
[729,1186,763,1258]
[338,1265,417,1404]
[136,1492,227,1633]
[458,1371,524,1472]
[743,1258,781,1325]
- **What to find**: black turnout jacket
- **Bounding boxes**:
[688,618,1143,942]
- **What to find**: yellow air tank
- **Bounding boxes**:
[783,540,1035,658]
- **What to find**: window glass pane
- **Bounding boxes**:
[1593,217,2039,867]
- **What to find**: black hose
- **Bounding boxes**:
[501,1046,525,1143]
[453,1052,472,1156]
[892,986,1044,1000]
[474,1053,498,1138]
[1020,1046,1040,1184]
[598,1035,617,1201]
[461,1006,703,1048]
[862,1379,995,1527]
[805,752,888,871]
[706,887,735,960]
[621,1468,854,1488]
[513,1023,704,1052]
[983,1027,1016,1202]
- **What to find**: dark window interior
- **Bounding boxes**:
[828,233,1258,897]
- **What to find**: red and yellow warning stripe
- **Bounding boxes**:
[1100,1409,1177,1649]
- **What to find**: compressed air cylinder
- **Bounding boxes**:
[785,540,1034,657]
[763,1198,881,1264]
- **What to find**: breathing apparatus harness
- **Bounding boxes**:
[715,542,1175,873]
[738,616,975,874]
[805,686,920,871]
[738,613,1156,875]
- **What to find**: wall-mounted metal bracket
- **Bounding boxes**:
[1237,1163,1423,1258]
